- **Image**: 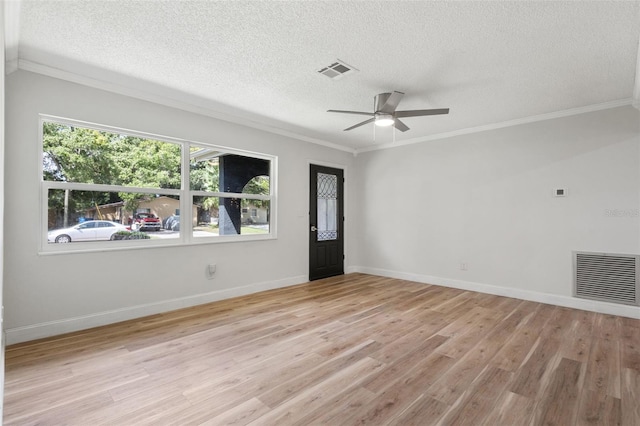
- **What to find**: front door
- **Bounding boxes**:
[309,164,344,281]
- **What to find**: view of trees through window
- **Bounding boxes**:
[42,119,273,247]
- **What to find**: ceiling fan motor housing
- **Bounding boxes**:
[374,93,394,112]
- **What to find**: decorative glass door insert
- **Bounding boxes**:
[316,172,338,241]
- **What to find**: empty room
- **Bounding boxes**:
[2,1,640,424]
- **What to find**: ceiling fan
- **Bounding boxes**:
[328,91,449,132]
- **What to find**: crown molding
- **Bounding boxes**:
[355,98,634,154]
[3,0,21,74]
[16,58,357,155]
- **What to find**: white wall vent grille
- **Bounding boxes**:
[574,251,639,306]
[317,60,357,80]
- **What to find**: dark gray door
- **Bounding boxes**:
[309,164,344,281]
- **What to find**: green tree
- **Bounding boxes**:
[112,136,181,189]
[190,158,220,211]
[242,176,270,208]
[43,123,182,224]
[43,122,118,185]
[111,136,181,211]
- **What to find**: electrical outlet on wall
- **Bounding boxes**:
[460,263,468,271]
[206,264,217,279]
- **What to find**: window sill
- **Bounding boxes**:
[38,233,277,256]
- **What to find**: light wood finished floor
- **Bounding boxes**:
[5,273,640,425]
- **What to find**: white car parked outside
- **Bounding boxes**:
[48,220,129,243]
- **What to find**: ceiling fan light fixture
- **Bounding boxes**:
[328,91,449,133]
[375,114,394,127]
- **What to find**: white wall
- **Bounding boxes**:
[6,68,640,344]
[4,70,354,343]
[1,0,6,416]
[353,106,640,316]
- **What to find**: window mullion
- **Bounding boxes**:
[190,190,270,201]
[182,142,192,244]
[43,181,181,196]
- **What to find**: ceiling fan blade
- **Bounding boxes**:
[395,108,449,118]
[378,91,405,114]
[393,119,410,132]
[344,117,376,131]
[327,109,375,116]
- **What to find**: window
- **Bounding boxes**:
[189,145,271,237]
[41,116,276,252]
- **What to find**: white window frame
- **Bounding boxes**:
[39,115,277,254]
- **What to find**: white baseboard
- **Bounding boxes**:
[345,265,359,274]
[5,275,307,345]
[352,266,640,320]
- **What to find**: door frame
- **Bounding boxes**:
[308,161,347,281]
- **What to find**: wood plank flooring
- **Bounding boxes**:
[5,273,640,425]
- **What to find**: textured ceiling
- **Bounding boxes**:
[10,0,640,152]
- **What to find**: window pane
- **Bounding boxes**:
[190,147,270,195]
[317,172,338,241]
[43,122,181,189]
[242,176,269,196]
[47,189,180,243]
[193,196,269,237]
[190,147,220,192]
[241,199,269,232]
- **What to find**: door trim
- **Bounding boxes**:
[307,160,348,270]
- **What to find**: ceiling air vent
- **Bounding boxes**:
[574,251,639,306]
[317,60,357,80]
